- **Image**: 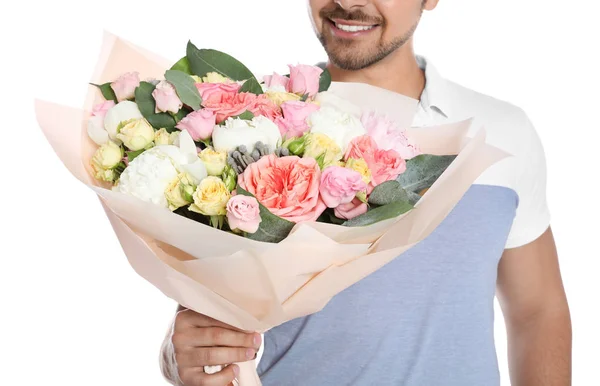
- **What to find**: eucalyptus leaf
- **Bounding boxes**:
[170,57,192,74]
[126,149,144,162]
[396,155,457,194]
[407,191,423,205]
[165,70,202,110]
[234,111,255,120]
[135,82,186,131]
[239,77,264,95]
[318,68,332,92]
[91,82,117,103]
[186,41,256,81]
[368,181,410,206]
[236,187,295,243]
[343,201,414,227]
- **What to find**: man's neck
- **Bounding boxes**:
[326,44,426,100]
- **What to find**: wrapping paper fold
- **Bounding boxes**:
[34,32,510,386]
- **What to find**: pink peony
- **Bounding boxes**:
[320,166,367,208]
[287,64,323,97]
[152,81,183,114]
[276,101,320,138]
[196,83,257,123]
[361,111,422,160]
[238,154,326,223]
[226,195,262,234]
[263,72,289,90]
[111,72,141,102]
[345,135,407,187]
[250,94,283,122]
[334,198,368,220]
[175,110,217,141]
[91,100,116,118]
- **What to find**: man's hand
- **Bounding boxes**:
[172,308,261,386]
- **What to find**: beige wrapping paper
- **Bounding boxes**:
[34,32,510,385]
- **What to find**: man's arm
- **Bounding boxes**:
[497,226,572,386]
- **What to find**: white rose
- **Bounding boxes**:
[314,91,362,117]
[114,130,208,207]
[307,106,366,152]
[212,116,282,153]
[103,101,144,142]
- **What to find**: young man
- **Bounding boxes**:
[161,1,572,385]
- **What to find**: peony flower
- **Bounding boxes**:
[116,118,155,151]
[226,195,262,234]
[304,133,343,168]
[276,101,320,138]
[164,173,196,211]
[111,72,141,102]
[307,106,366,152]
[238,154,326,223]
[175,109,217,141]
[345,135,407,187]
[102,101,144,144]
[189,176,231,216]
[319,166,367,208]
[152,80,183,114]
[87,100,116,145]
[250,94,283,122]
[113,131,208,208]
[334,198,368,220]
[287,64,323,97]
[361,111,421,159]
[212,116,281,153]
[263,72,290,92]
[91,141,123,183]
[199,148,227,176]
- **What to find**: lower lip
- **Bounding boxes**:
[327,19,378,39]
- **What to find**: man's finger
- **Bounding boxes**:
[177,346,256,367]
[173,327,260,349]
[175,309,246,332]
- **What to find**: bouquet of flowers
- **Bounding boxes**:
[35,33,508,385]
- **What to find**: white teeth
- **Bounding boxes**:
[334,23,375,32]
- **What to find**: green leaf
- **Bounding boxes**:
[233,111,255,121]
[170,57,192,74]
[186,41,256,81]
[165,70,203,110]
[135,82,181,130]
[236,187,295,243]
[318,68,332,92]
[126,149,144,162]
[300,93,310,102]
[343,201,414,227]
[368,181,410,206]
[91,82,117,103]
[396,155,457,194]
[239,77,264,95]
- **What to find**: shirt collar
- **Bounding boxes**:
[416,55,453,118]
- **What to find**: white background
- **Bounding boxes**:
[2,0,599,385]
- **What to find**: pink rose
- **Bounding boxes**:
[226,195,262,234]
[175,110,217,141]
[320,166,367,208]
[197,83,257,123]
[250,94,283,122]
[276,101,320,138]
[111,72,141,102]
[238,154,326,223]
[263,72,289,90]
[334,198,368,220]
[345,135,407,187]
[91,100,115,118]
[152,81,183,114]
[287,64,323,97]
[361,111,422,159]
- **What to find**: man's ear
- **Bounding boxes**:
[423,0,440,11]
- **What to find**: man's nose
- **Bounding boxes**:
[334,0,371,10]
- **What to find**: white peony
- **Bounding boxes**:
[87,115,109,145]
[113,131,207,208]
[212,116,282,153]
[307,106,367,152]
[103,101,144,143]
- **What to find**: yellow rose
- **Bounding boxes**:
[154,128,177,146]
[199,148,227,176]
[191,75,203,83]
[202,72,233,84]
[345,157,372,185]
[304,133,343,168]
[265,90,302,106]
[116,118,155,151]
[91,141,123,182]
[189,176,231,216]
[165,173,197,211]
